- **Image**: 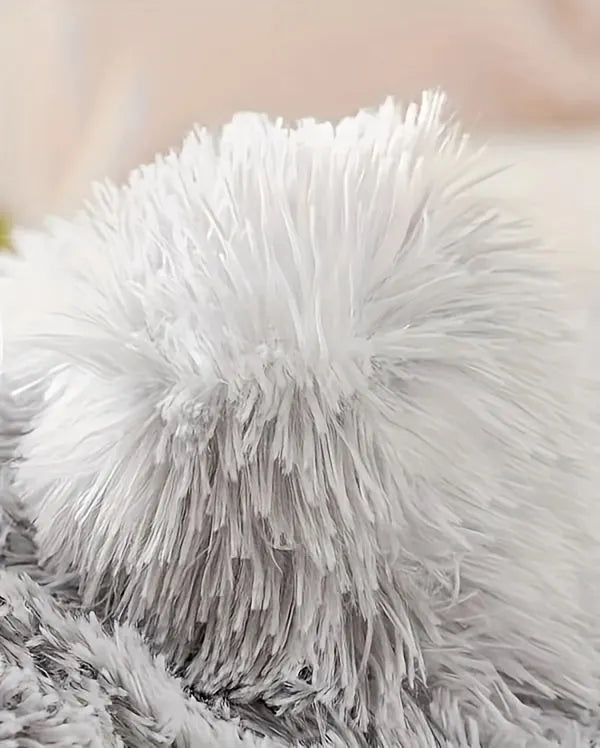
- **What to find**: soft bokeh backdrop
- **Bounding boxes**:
[1,0,599,293]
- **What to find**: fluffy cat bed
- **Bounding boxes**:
[1,93,600,747]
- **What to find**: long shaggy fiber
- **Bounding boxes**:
[1,92,600,746]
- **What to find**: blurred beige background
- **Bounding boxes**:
[1,0,600,292]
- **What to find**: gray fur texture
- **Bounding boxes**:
[1,93,600,746]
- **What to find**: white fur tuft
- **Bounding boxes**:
[2,92,600,744]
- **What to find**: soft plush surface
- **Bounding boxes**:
[2,93,600,746]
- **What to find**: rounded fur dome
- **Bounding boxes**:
[2,93,600,745]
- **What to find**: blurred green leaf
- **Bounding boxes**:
[0,212,13,250]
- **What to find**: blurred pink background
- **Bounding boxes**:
[1,0,600,293]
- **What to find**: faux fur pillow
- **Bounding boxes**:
[1,93,600,747]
